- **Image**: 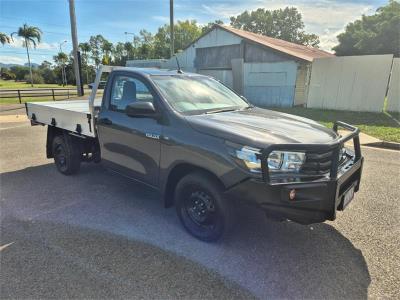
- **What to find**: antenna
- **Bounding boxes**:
[175,56,183,74]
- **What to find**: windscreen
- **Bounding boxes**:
[151,75,249,114]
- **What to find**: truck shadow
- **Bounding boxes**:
[1,163,371,299]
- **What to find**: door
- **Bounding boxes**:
[243,62,297,107]
[97,73,162,187]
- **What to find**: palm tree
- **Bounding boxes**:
[79,42,91,84]
[11,24,42,87]
[0,32,11,45]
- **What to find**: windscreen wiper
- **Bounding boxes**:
[205,108,238,114]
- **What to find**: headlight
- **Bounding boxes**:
[234,146,262,173]
[231,145,306,174]
[268,151,305,172]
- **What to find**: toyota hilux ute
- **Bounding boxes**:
[25,66,364,242]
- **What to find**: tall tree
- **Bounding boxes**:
[124,42,135,60]
[79,42,91,62]
[39,60,52,70]
[333,0,400,57]
[0,32,11,45]
[201,20,224,34]
[112,42,128,66]
[230,7,320,47]
[134,29,155,59]
[89,35,106,67]
[79,42,91,84]
[101,40,113,65]
[38,61,56,84]
[11,23,42,86]
[153,20,202,58]
[53,52,69,85]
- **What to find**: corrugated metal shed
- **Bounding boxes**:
[186,24,334,62]
[127,24,335,107]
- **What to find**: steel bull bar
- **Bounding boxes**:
[259,121,362,183]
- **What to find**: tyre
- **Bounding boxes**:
[52,135,81,175]
[174,172,234,242]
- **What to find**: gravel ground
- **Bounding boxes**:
[1,122,399,299]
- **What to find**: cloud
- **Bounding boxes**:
[7,37,58,51]
[152,15,170,23]
[104,20,141,30]
[199,0,377,51]
[37,42,59,50]
[0,55,27,64]
[8,37,24,48]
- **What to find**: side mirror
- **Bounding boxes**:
[125,101,157,118]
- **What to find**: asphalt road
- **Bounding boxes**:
[1,121,399,299]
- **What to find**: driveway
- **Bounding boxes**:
[1,121,399,299]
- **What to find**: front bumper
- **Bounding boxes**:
[225,121,364,224]
[225,156,363,224]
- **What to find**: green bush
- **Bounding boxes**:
[39,68,57,84]
[1,70,16,80]
[24,73,44,84]
[10,66,30,81]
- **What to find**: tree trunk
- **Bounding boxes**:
[64,64,68,85]
[61,63,65,86]
[85,52,89,85]
[25,38,33,87]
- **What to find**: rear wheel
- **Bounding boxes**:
[174,172,234,242]
[52,135,81,175]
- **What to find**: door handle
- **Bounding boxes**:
[98,118,112,125]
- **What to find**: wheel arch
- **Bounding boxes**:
[163,163,226,208]
[46,126,64,158]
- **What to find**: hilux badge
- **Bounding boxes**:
[146,133,160,140]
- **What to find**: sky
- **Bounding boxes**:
[0,0,388,65]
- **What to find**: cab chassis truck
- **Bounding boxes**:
[26,65,364,241]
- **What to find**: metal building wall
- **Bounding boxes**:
[198,69,234,88]
[173,27,243,70]
[195,44,241,69]
[244,42,292,63]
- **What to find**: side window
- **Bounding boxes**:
[110,75,154,112]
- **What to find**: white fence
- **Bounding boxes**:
[307,55,394,112]
[387,58,400,112]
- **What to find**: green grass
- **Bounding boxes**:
[273,107,400,143]
[0,79,75,89]
[0,96,78,104]
[0,79,95,104]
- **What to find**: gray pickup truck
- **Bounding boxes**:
[26,66,363,241]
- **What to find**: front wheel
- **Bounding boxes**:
[52,135,81,175]
[174,172,234,242]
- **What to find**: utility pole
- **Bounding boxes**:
[68,0,83,96]
[170,0,174,58]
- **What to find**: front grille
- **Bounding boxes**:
[301,149,335,175]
